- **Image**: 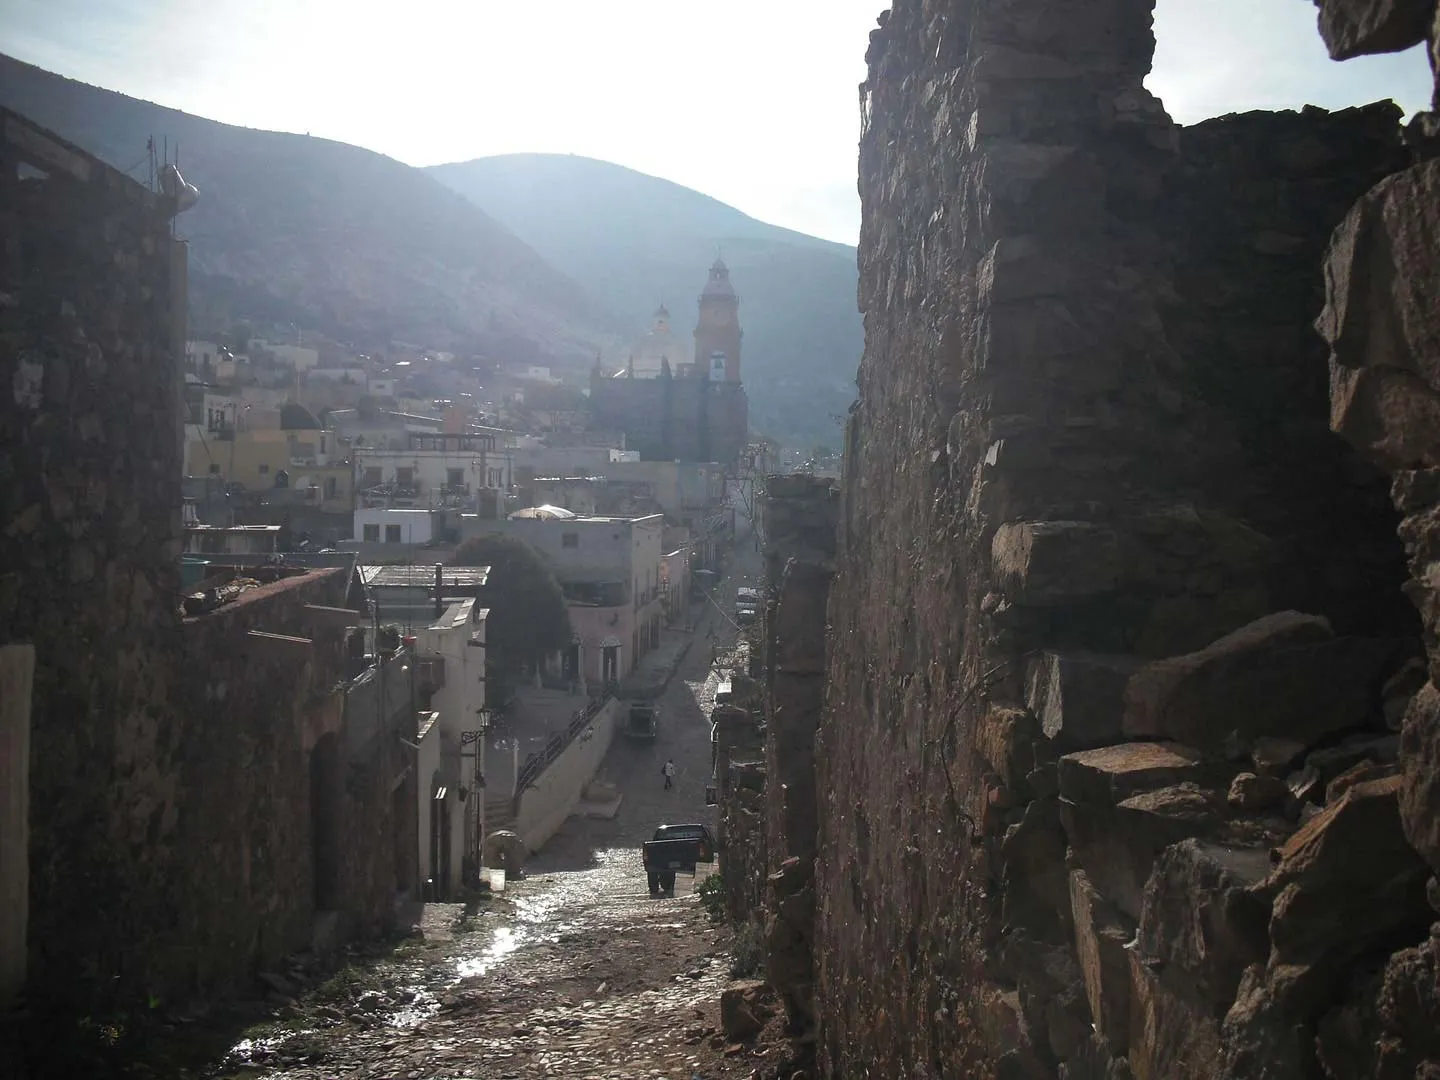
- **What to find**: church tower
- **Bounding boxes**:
[693,258,743,383]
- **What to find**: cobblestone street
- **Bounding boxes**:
[210,532,771,1080]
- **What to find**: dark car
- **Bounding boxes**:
[642,823,717,897]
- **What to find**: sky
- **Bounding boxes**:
[1,0,1433,246]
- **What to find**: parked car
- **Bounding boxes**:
[642,823,717,897]
[624,701,658,740]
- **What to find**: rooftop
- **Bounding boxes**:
[359,565,490,590]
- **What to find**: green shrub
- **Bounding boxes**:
[696,872,725,922]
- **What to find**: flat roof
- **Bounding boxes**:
[360,565,490,589]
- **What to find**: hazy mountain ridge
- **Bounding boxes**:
[426,154,861,447]
[0,54,615,358]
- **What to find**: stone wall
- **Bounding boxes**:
[757,475,838,1041]
[586,369,749,465]
[816,2,1431,1076]
[714,686,767,925]
[1,110,412,1014]
[1316,1,1440,1076]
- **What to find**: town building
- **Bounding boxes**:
[354,430,510,518]
[465,509,666,685]
[412,598,490,898]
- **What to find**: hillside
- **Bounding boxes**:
[0,54,616,361]
[426,154,861,447]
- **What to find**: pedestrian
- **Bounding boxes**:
[662,758,676,790]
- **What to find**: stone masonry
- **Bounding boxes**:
[1,110,414,1019]
[805,2,1440,1077]
[758,475,839,1040]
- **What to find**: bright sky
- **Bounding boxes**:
[2,0,1433,245]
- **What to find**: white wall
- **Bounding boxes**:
[355,507,437,545]
[512,698,620,852]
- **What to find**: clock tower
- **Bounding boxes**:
[693,258,743,383]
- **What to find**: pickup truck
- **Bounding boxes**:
[642,823,717,897]
[624,701,658,740]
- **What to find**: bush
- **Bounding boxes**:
[696,872,725,922]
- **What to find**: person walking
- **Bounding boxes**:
[662,759,676,791]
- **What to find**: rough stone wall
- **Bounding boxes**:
[1,111,408,1012]
[818,2,1426,1077]
[1316,1,1440,1076]
[715,696,767,925]
[0,109,188,1004]
[586,371,749,465]
[757,475,838,1038]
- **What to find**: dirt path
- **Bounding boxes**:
[208,532,776,1080]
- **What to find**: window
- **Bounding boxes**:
[396,467,415,486]
[323,477,337,498]
[562,532,579,549]
[258,464,270,475]
[363,524,380,542]
[363,466,382,486]
[447,467,465,488]
[208,464,221,475]
[385,524,403,544]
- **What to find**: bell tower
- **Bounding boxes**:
[693,258,743,382]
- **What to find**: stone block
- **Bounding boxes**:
[1321,160,1440,466]
[1069,869,1133,1051]
[720,980,770,1039]
[992,520,1122,605]
[1402,680,1440,872]
[1313,0,1433,60]
[1025,651,1140,751]
[1127,951,1224,1080]
[1136,840,1271,1016]
[1226,772,1288,813]
[1122,611,1402,752]
[1058,742,1213,807]
[1064,783,1228,920]
[1264,774,1431,969]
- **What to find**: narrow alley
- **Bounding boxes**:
[211,532,772,1080]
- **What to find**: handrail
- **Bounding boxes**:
[512,692,614,810]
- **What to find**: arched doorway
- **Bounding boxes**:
[310,734,343,912]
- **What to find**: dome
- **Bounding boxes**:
[509,504,577,520]
[628,305,688,379]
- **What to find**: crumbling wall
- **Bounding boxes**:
[818,2,1429,1076]
[715,698,767,924]
[1315,1,1440,1075]
[758,476,838,1038]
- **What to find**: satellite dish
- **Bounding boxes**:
[158,163,199,216]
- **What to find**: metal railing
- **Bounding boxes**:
[512,692,614,806]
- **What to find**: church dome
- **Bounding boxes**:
[627,304,688,378]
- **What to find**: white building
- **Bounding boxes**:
[354,507,442,546]
[412,598,489,897]
[355,431,511,511]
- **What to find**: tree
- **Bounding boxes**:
[451,534,572,699]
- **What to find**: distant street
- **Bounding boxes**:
[209,528,771,1079]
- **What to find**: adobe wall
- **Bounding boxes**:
[818,2,1433,1076]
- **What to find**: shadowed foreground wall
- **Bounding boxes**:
[1,110,409,1016]
[816,1,1439,1077]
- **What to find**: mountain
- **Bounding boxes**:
[426,154,861,449]
[0,54,614,360]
